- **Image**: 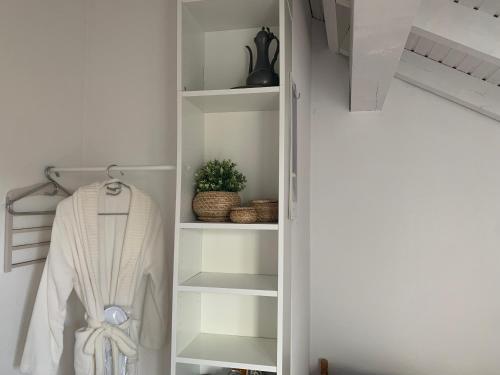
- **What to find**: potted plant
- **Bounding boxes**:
[192,159,247,222]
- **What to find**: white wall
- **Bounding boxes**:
[290,0,312,374]
[0,1,85,373]
[79,0,177,373]
[0,0,176,374]
[310,19,500,375]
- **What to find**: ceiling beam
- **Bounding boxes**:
[412,0,500,67]
[396,50,500,122]
[350,0,421,111]
[322,0,339,52]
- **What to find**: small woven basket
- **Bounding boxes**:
[193,191,241,222]
[251,199,278,222]
[230,207,258,224]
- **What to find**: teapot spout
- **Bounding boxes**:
[245,45,253,75]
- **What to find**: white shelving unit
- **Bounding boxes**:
[171,0,292,373]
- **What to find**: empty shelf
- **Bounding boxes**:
[177,333,277,372]
[179,272,278,297]
[183,87,280,113]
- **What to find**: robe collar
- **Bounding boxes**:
[74,181,152,317]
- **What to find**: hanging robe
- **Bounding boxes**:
[20,182,170,375]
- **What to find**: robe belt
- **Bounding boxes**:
[83,317,138,375]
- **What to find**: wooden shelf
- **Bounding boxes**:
[178,272,278,297]
[183,87,280,113]
[179,222,279,230]
[177,333,277,372]
[182,0,279,32]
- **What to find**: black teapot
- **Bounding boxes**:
[244,27,279,87]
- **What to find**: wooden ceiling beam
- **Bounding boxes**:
[397,50,500,122]
[322,0,339,52]
[349,0,421,111]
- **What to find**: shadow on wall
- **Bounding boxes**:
[13,266,44,368]
[311,361,394,375]
[13,266,85,374]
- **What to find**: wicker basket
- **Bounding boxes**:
[230,207,258,224]
[251,199,278,222]
[193,191,241,222]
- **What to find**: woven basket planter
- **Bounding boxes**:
[230,207,258,224]
[251,199,279,222]
[193,191,241,222]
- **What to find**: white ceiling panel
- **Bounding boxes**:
[428,43,450,62]
[456,55,483,74]
[456,0,500,16]
[316,0,500,114]
[397,50,500,122]
[414,37,435,56]
[471,61,500,80]
[442,49,467,68]
[479,0,500,16]
[456,0,482,9]
[404,31,500,89]
[413,0,500,66]
[405,33,419,50]
[487,68,500,85]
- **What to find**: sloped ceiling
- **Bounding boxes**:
[310,0,500,120]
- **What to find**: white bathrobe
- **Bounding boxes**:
[20,182,169,375]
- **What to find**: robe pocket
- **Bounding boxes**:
[74,328,93,375]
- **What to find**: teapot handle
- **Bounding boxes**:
[245,45,254,75]
[270,36,280,71]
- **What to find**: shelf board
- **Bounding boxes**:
[183,87,280,113]
[177,333,277,372]
[182,0,279,32]
[178,272,278,297]
[179,222,279,230]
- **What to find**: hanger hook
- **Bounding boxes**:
[44,166,54,180]
[44,166,59,196]
[106,164,117,179]
[106,164,124,179]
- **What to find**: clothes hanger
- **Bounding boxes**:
[103,164,127,195]
[98,164,131,216]
[44,166,73,196]
[6,167,72,216]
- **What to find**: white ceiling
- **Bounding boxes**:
[311,0,500,120]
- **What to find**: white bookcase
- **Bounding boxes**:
[171,0,292,373]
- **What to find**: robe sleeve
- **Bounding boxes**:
[20,206,75,375]
[140,208,170,349]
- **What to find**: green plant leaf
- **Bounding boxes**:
[194,159,247,193]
